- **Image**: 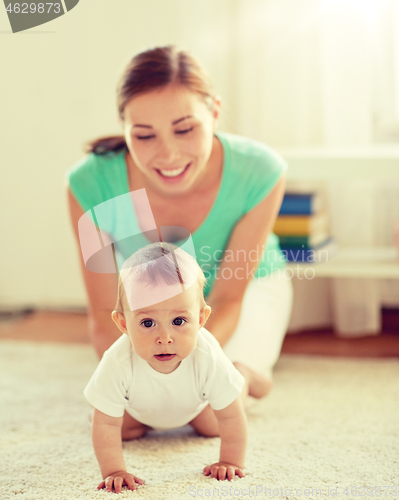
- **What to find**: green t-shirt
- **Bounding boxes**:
[66,131,287,297]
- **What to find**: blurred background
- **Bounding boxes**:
[1,0,399,339]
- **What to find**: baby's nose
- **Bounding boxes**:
[156,331,173,344]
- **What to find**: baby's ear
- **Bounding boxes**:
[112,310,127,334]
[199,305,211,328]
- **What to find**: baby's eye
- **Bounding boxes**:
[141,319,155,328]
[172,317,186,326]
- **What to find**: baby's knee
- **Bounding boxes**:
[196,427,219,438]
[189,405,220,438]
[121,412,149,440]
[121,425,148,441]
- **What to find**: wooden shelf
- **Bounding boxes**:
[286,246,399,279]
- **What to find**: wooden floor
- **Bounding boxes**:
[0,308,398,358]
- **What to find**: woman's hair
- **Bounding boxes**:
[115,242,208,313]
[85,45,216,155]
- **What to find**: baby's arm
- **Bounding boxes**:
[203,398,247,481]
[92,409,144,493]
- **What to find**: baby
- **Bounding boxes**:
[84,242,247,493]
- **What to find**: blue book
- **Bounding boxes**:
[281,238,336,263]
[279,193,322,215]
[278,233,329,249]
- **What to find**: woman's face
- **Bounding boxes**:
[122,84,220,196]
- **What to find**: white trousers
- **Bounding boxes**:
[223,271,294,378]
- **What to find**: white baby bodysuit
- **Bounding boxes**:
[84,327,245,429]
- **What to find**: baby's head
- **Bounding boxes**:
[114,242,207,313]
[112,242,211,374]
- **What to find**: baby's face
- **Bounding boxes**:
[118,282,209,374]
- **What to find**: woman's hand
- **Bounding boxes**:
[203,462,245,481]
[97,470,145,493]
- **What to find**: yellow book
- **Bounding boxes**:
[274,212,328,236]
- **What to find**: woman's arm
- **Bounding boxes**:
[205,174,286,347]
[67,187,121,358]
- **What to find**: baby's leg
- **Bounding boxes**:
[189,405,219,437]
[122,411,150,441]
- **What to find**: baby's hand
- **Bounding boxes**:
[203,462,245,481]
[97,470,144,493]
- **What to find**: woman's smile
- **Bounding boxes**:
[155,162,191,182]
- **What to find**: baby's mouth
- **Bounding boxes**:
[154,354,176,361]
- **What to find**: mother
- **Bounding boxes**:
[67,45,293,396]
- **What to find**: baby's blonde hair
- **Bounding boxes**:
[115,242,207,313]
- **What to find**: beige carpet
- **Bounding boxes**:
[1,340,398,500]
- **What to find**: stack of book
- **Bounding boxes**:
[274,188,336,263]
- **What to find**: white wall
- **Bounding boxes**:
[233,0,324,147]
[1,0,397,309]
[0,0,240,308]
